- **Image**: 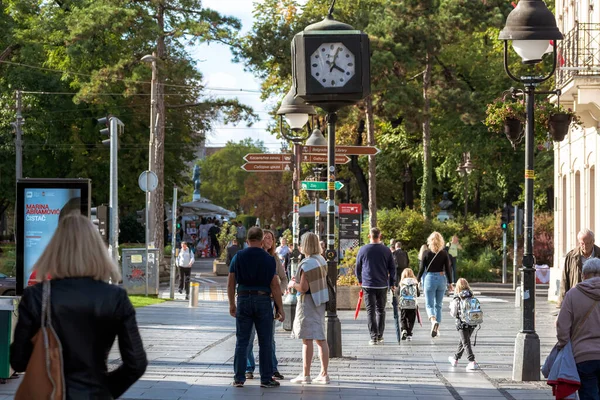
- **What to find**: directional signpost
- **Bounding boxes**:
[241,163,291,172]
[243,153,292,163]
[301,154,350,164]
[301,145,380,156]
[301,181,344,191]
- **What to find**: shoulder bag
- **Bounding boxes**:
[15,280,66,400]
[419,251,439,291]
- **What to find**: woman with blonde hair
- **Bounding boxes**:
[11,212,147,399]
[417,231,453,338]
[245,229,288,381]
[287,232,330,384]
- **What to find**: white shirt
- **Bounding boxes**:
[177,247,195,268]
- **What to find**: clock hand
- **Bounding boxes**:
[329,48,342,72]
[333,64,345,73]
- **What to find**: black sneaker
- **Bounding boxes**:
[245,372,254,379]
[401,330,407,341]
[260,379,280,388]
[178,289,182,294]
[232,381,244,388]
[273,371,284,380]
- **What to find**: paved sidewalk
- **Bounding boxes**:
[0,293,557,400]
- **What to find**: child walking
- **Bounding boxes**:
[448,278,480,371]
[398,269,420,341]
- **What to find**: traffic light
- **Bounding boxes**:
[91,205,109,243]
[97,116,111,147]
[500,205,514,231]
[501,206,509,230]
[137,209,146,227]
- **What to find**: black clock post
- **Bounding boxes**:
[291,1,371,358]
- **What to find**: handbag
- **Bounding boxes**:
[419,251,440,290]
[15,280,66,400]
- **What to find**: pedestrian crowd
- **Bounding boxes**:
[11,210,600,398]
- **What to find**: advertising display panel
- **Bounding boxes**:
[16,179,91,294]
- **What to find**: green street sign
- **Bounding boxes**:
[301,181,344,191]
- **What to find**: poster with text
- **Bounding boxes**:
[23,188,81,288]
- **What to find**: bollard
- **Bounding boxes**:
[189,280,200,308]
[515,286,522,308]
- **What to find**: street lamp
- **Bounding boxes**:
[455,152,474,218]
[277,87,317,331]
[141,53,159,249]
[498,0,563,381]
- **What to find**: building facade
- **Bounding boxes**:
[549,0,600,301]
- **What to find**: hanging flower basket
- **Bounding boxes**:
[548,113,572,142]
[484,99,526,147]
[504,117,523,141]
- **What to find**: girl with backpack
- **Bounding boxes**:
[448,278,481,371]
[398,268,420,341]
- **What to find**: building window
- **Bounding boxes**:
[576,171,581,236]
[591,166,596,233]
[563,175,567,255]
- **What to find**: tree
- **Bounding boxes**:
[198,139,266,212]
[240,172,291,227]
[0,0,257,253]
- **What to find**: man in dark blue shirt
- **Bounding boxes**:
[227,227,285,388]
[356,227,396,345]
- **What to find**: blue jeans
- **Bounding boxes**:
[234,295,273,383]
[246,319,279,373]
[424,272,447,322]
[577,360,600,400]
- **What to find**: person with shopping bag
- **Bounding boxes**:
[10,212,147,399]
[554,258,600,399]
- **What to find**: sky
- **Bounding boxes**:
[191,0,283,152]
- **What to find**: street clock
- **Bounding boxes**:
[291,15,371,112]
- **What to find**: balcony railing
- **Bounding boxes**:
[556,22,600,89]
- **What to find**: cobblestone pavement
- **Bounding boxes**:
[0,287,557,400]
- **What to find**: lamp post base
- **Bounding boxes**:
[282,293,297,332]
[325,314,342,358]
[512,331,540,381]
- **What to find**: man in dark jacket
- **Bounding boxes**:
[558,229,600,307]
[208,222,221,258]
[226,238,241,267]
[356,227,396,345]
[392,241,410,286]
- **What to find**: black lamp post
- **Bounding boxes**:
[277,88,325,331]
[455,152,474,219]
[498,0,563,381]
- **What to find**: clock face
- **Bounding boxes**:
[310,42,356,88]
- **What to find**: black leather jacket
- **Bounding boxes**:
[10,278,148,399]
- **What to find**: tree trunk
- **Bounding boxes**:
[348,124,369,211]
[365,97,377,229]
[474,175,481,218]
[153,2,166,259]
[421,56,433,220]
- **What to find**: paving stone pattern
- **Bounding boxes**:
[0,291,557,399]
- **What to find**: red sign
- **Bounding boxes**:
[241,163,291,172]
[301,145,380,156]
[339,203,362,214]
[301,154,350,164]
[244,153,292,163]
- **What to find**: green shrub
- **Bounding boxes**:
[119,213,144,243]
[164,245,172,256]
[217,222,237,261]
[0,248,16,276]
